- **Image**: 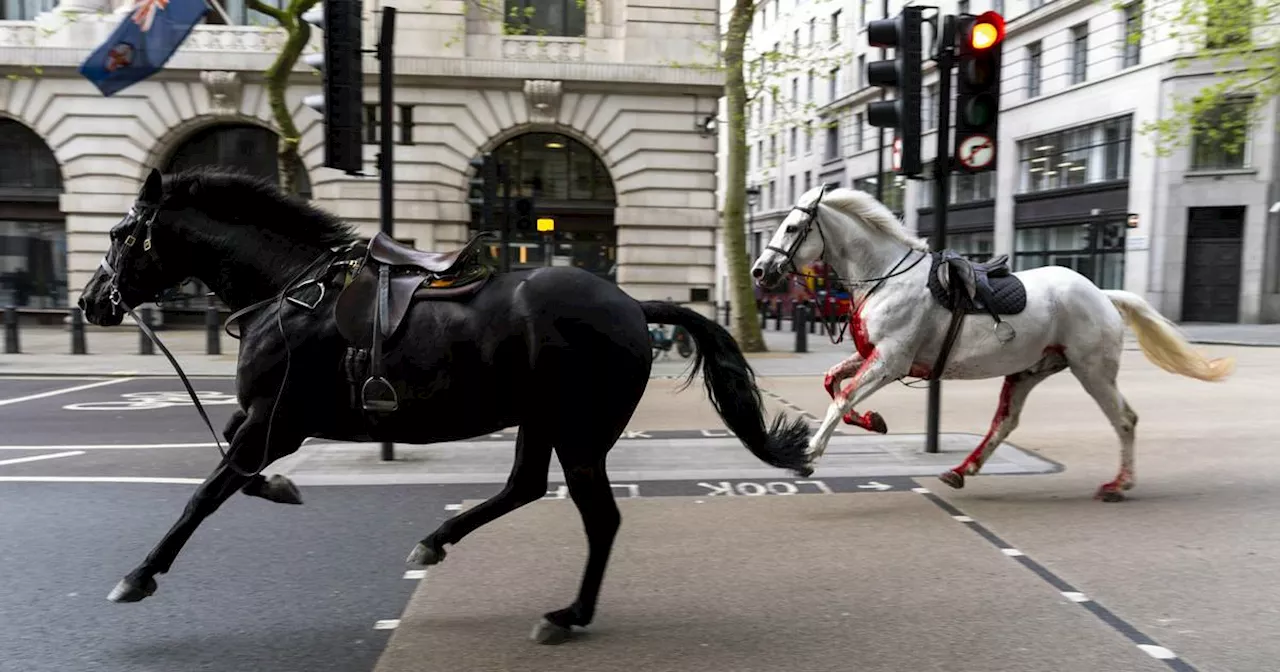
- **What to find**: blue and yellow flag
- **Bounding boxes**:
[79,0,209,97]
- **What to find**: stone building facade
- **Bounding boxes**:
[0,0,724,316]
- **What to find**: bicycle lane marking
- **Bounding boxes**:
[0,378,135,407]
[0,451,86,467]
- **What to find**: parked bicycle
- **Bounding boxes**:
[649,323,693,360]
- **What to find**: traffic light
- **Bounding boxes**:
[302,0,364,175]
[468,153,498,229]
[513,196,536,232]
[865,6,925,177]
[953,11,1005,174]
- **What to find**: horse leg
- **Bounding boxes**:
[207,408,303,505]
[824,354,887,433]
[938,350,1068,489]
[406,424,553,566]
[1070,360,1139,502]
[533,459,620,645]
[809,347,906,461]
[108,411,299,603]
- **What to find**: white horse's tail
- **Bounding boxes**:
[1102,290,1235,382]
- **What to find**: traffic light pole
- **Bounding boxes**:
[925,13,956,455]
[499,162,512,273]
[377,6,397,462]
[874,0,888,202]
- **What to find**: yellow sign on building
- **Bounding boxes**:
[536,217,555,232]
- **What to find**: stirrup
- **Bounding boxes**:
[361,376,399,412]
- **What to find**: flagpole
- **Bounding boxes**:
[204,0,232,25]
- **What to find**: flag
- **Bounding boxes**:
[79,0,210,97]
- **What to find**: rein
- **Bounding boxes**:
[100,205,346,478]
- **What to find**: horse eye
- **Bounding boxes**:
[785,225,798,233]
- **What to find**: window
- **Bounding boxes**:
[1123,2,1142,67]
[924,83,937,130]
[854,113,864,152]
[789,126,798,158]
[770,133,778,161]
[1206,0,1252,48]
[1026,42,1042,98]
[1070,23,1089,84]
[831,9,842,43]
[853,172,906,215]
[825,124,840,160]
[808,18,816,45]
[947,231,994,262]
[503,0,586,37]
[856,55,865,90]
[859,0,866,26]
[756,140,763,167]
[398,105,415,145]
[804,171,813,193]
[1014,222,1126,289]
[1190,97,1252,170]
[1018,115,1132,193]
[958,0,969,14]
[768,179,776,208]
[791,77,799,105]
[793,29,800,54]
[807,70,815,102]
[1,0,55,21]
[829,67,840,100]
[953,171,995,204]
[788,175,797,203]
[805,122,813,154]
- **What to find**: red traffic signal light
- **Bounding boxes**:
[965,11,1005,51]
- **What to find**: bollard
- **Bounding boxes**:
[792,299,800,333]
[4,306,18,354]
[774,299,783,330]
[794,303,809,353]
[724,301,731,326]
[138,307,155,355]
[760,300,768,329]
[205,295,221,355]
[809,301,818,334]
[70,307,87,355]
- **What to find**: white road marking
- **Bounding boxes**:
[1061,591,1089,603]
[444,503,462,511]
[0,378,134,406]
[0,450,85,467]
[0,476,204,484]
[1137,644,1177,660]
[911,487,931,493]
[1000,548,1024,557]
[0,442,220,451]
[403,570,427,580]
[952,515,974,522]
[374,619,401,630]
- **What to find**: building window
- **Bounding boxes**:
[858,0,866,26]
[854,113,864,152]
[503,0,586,37]
[789,126,798,158]
[1018,115,1132,193]
[768,179,776,208]
[953,171,995,204]
[793,28,800,53]
[831,9,842,42]
[1014,222,1126,289]
[829,66,840,101]
[924,83,937,130]
[825,124,840,160]
[958,0,969,14]
[1206,0,1252,48]
[853,172,906,216]
[807,70,815,102]
[1190,97,1252,170]
[1123,2,1142,67]
[788,175,797,203]
[770,133,777,162]
[805,122,813,154]
[756,139,763,167]
[856,55,865,90]
[1026,42,1042,98]
[1070,23,1088,84]
[947,231,994,262]
[804,171,812,193]
[398,105,415,145]
[1,0,55,20]
[808,17,816,45]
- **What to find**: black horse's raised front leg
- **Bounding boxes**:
[108,409,302,603]
[222,407,303,506]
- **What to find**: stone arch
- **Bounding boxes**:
[0,115,68,308]
[463,122,619,197]
[467,129,618,282]
[143,116,312,198]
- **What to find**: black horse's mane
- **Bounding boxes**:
[159,166,358,249]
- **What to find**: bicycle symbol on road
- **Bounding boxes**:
[63,391,239,411]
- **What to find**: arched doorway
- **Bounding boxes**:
[160,123,311,313]
[0,118,66,308]
[470,131,617,281]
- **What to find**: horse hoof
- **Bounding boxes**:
[107,576,156,603]
[1096,488,1126,503]
[530,618,573,645]
[262,475,303,505]
[938,470,965,489]
[406,543,445,566]
[867,412,888,434]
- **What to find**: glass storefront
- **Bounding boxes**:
[1018,115,1132,194]
[0,118,66,308]
[1014,221,1126,289]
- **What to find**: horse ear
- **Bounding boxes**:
[141,168,163,203]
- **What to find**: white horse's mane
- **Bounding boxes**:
[819,187,931,252]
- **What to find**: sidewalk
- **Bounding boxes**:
[1,318,1277,377]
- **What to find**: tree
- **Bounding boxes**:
[1119,0,1275,161]
[694,1,850,352]
[247,0,319,196]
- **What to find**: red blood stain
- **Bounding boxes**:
[908,362,933,379]
[952,374,1016,475]
[850,306,874,360]
[1044,344,1066,356]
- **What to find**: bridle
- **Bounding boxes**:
[764,186,927,344]
[94,203,339,479]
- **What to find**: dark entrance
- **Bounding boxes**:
[0,118,65,308]
[161,123,311,314]
[1182,206,1245,323]
[470,132,617,282]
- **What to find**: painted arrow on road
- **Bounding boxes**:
[857,481,893,491]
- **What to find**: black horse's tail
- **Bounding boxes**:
[639,301,813,477]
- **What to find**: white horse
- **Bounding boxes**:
[750,185,1234,501]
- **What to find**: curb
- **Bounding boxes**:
[1186,339,1280,348]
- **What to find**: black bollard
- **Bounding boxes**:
[4,306,17,354]
[138,307,154,355]
[809,301,818,334]
[70,307,87,355]
[792,299,800,333]
[774,300,783,330]
[724,301,731,326]
[205,295,221,355]
[795,303,809,353]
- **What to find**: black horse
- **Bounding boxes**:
[77,167,813,644]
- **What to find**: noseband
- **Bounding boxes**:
[765,187,830,276]
[100,205,164,311]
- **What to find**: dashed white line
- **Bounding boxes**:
[911,487,931,494]
[0,476,204,485]
[1061,591,1089,603]
[1138,645,1178,660]
[374,619,401,630]
[952,515,975,523]
[1000,548,1025,557]
[444,503,462,512]
[402,570,427,580]
[0,450,85,467]
[0,378,134,406]
[0,443,218,451]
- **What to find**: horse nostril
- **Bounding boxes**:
[751,267,764,278]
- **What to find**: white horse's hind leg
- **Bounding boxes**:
[939,346,1069,489]
[823,354,888,434]
[809,349,904,460]
[1071,363,1139,502]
